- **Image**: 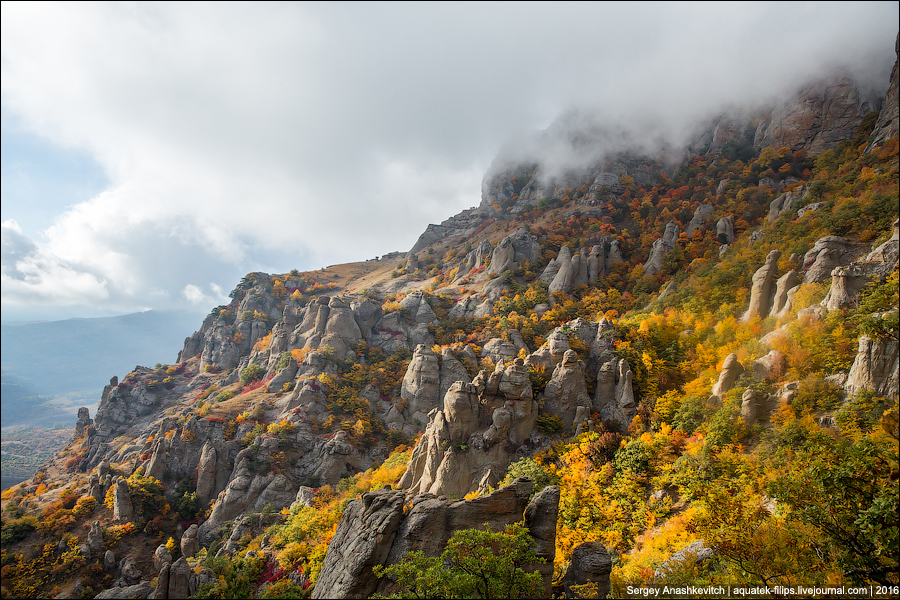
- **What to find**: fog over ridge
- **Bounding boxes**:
[1,2,897,320]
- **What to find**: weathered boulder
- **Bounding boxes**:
[153,545,173,573]
[152,563,169,600]
[743,250,781,321]
[710,353,745,402]
[401,344,441,424]
[753,350,786,382]
[587,244,606,282]
[487,227,541,276]
[716,215,735,244]
[561,541,612,599]
[399,291,440,325]
[400,362,537,498]
[196,440,218,507]
[524,485,561,597]
[439,348,472,400]
[543,350,592,430]
[316,477,559,600]
[802,236,867,284]
[549,246,576,295]
[481,338,518,365]
[112,478,133,522]
[95,582,153,600]
[311,487,406,599]
[526,330,572,373]
[608,239,625,263]
[87,520,104,555]
[741,388,763,426]
[822,220,899,312]
[845,331,899,399]
[644,221,680,275]
[771,270,801,318]
[180,524,199,559]
[768,184,809,222]
[654,540,715,580]
[74,407,93,437]
[168,557,191,600]
[594,357,637,432]
[685,204,714,236]
[103,550,116,574]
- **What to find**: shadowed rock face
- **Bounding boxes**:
[561,541,613,599]
[313,478,559,600]
[754,75,879,154]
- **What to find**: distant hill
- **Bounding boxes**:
[0,310,204,427]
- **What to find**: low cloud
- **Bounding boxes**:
[1,3,897,319]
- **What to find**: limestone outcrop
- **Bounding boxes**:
[770,270,801,318]
[767,184,810,222]
[716,215,735,244]
[400,344,441,425]
[561,541,612,599]
[685,204,714,237]
[868,33,899,150]
[710,353,744,405]
[845,331,899,399]
[112,478,133,522]
[743,250,781,321]
[644,221,680,275]
[594,357,637,432]
[754,75,879,153]
[399,359,540,498]
[822,220,899,312]
[543,350,593,431]
[487,227,541,276]
[549,246,576,295]
[313,478,559,600]
[802,236,867,284]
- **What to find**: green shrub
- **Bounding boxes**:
[241,364,266,386]
[535,414,563,434]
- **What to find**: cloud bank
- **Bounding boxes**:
[1,2,897,320]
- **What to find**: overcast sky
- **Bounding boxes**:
[1,2,897,322]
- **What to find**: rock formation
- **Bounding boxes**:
[313,477,559,600]
[868,33,899,150]
[644,221,680,275]
[715,215,734,244]
[487,227,541,276]
[822,220,899,311]
[743,250,781,321]
[845,331,899,399]
[399,357,540,498]
[561,541,612,599]
[594,357,637,432]
[754,75,879,153]
[180,524,199,559]
[543,350,592,430]
[710,354,744,405]
[770,270,801,318]
[768,184,810,222]
[112,478,133,522]
[802,236,868,284]
[685,204,714,237]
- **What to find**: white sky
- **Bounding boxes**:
[1,2,897,321]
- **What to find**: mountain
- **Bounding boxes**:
[1,310,206,428]
[0,35,897,600]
